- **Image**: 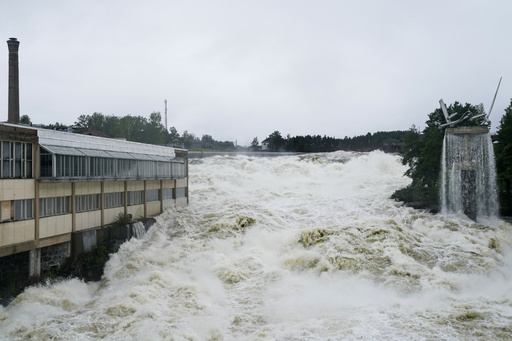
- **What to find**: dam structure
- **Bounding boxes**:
[440,126,498,221]
[0,38,189,285]
[438,83,500,222]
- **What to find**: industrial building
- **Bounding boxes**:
[0,38,188,282]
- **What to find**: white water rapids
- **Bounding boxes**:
[1,151,511,340]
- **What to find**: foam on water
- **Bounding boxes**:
[1,151,511,340]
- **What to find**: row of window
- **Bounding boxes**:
[76,194,101,213]
[1,187,187,222]
[105,192,124,209]
[40,196,71,217]
[40,151,186,180]
[0,199,34,221]
[1,140,186,181]
[1,141,33,179]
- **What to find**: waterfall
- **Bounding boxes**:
[131,222,147,239]
[440,127,499,221]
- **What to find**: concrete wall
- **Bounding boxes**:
[127,205,144,219]
[0,220,34,247]
[0,179,34,201]
[104,207,124,225]
[146,180,161,190]
[147,202,161,216]
[39,182,72,198]
[75,181,101,195]
[127,180,144,191]
[176,178,187,188]
[39,215,72,238]
[104,181,124,193]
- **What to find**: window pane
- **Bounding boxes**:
[40,198,45,217]
[2,142,9,158]
[48,198,54,216]
[176,187,186,198]
[15,160,21,177]
[2,160,9,178]
[56,197,62,214]
[26,199,33,219]
[15,143,21,159]
[14,200,22,220]
[26,143,32,160]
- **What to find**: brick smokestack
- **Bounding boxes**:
[7,37,20,124]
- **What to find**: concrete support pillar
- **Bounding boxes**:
[28,248,41,279]
[100,181,105,227]
[461,169,477,221]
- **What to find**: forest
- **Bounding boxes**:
[257,130,407,153]
[21,112,406,153]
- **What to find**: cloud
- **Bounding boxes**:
[1,0,511,145]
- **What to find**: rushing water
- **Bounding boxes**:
[1,151,511,340]
[131,222,147,239]
[440,132,499,221]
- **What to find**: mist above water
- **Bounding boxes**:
[1,151,511,340]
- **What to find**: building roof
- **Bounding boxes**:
[82,127,110,138]
[0,122,177,159]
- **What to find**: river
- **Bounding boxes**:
[1,151,511,340]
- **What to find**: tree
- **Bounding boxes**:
[181,130,197,148]
[392,101,482,211]
[44,122,69,131]
[267,131,285,152]
[167,126,180,145]
[20,115,31,125]
[495,99,512,215]
[144,112,166,145]
[250,137,260,151]
[201,134,214,149]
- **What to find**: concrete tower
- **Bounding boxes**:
[7,37,20,124]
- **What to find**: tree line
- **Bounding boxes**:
[254,130,407,153]
[21,112,236,151]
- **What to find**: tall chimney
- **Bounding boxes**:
[7,37,20,124]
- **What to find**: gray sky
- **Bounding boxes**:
[1,0,511,146]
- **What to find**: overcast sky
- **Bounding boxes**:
[1,0,511,146]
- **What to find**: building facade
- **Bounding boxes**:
[0,122,188,261]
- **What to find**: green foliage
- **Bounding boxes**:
[250,137,260,151]
[393,101,483,211]
[181,130,197,148]
[168,126,180,145]
[115,213,133,225]
[20,114,31,125]
[201,134,215,149]
[73,112,234,150]
[267,131,286,152]
[495,99,512,216]
[262,130,407,153]
[74,111,167,145]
